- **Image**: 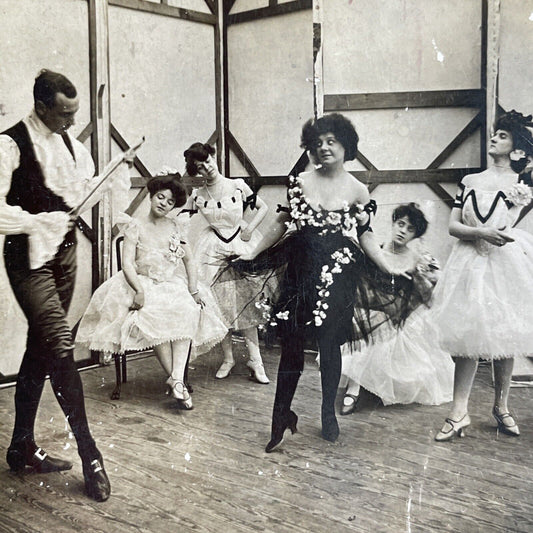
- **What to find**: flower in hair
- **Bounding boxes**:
[510,149,526,162]
[158,165,179,176]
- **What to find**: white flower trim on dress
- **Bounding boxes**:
[167,233,185,264]
[506,182,533,207]
[311,247,355,327]
[284,175,358,237]
[255,295,275,329]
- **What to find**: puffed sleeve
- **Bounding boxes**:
[172,214,190,244]
[123,221,140,245]
[116,213,140,243]
[453,180,466,209]
[237,178,257,210]
[0,135,34,234]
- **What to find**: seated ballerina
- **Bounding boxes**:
[340,203,454,414]
[76,175,227,409]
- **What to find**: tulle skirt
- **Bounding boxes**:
[76,271,227,355]
[215,227,407,346]
[342,306,454,405]
[197,227,278,330]
[431,228,533,359]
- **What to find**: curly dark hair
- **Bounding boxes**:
[495,110,533,173]
[183,142,216,176]
[300,113,359,161]
[33,69,77,108]
[146,174,187,207]
[392,203,428,238]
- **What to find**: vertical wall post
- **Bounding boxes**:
[88,0,112,285]
[214,0,225,168]
[312,0,324,120]
[222,0,231,177]
[485,0,501,166]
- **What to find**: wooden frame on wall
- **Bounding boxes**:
[86,0,223,250]
[73,0,222,370]
[223,0,489,206]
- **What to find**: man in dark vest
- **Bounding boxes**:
[0,70,113,502]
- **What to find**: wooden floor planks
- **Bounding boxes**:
[0,342,532,533]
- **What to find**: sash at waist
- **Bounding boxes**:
[212,227,241,243]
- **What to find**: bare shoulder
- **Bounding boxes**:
[349,175,370,203]
[296,170,313,183]
[295,170,315,191]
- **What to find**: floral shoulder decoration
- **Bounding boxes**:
[167,232,185,264]
[284,175,358,236]
[506,182,533,207]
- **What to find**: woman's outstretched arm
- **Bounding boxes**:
[240,211,290,260]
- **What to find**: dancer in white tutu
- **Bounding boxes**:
[433,110,533,441]
[76,175,227,409]
[180,142,271,384]
[340,203,454,413]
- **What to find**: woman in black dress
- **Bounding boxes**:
[230,114,404,451]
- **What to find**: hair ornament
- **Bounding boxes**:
[156,166,181,179]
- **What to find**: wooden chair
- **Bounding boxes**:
[111,235,192,399]
[111,235,127,400]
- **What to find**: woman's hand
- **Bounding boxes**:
[478,226,515,247]
[240,222,252,242]
[189,289,205,307]
[384,263,412,280]
[354,204,370,225]
[191,290,205,308]
[130,291,144,311]
[236,251,257,261]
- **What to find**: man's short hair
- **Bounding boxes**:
[33,69,77,108]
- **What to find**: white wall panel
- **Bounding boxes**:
[109,7,216,176]
[323,0,481,94]
[0,0,92,372]
[322,1,484,262]
[342,108,481,172]
[228,10,313,176]
[499,1,533,120]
